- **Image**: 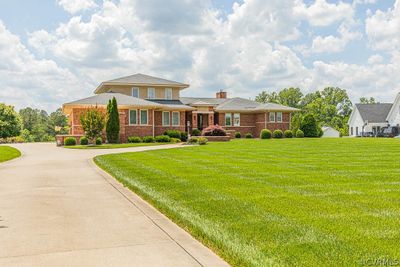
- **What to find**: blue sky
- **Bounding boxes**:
[0,0,399,111]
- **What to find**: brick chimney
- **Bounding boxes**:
[216,90,227,99]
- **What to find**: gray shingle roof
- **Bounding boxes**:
[257,102,300,112]
[355,103,392,123]
[64,92,162,107]
[180,97,228,105]
[104,73,188,87]
[214,97,300,112]
[147,99,195,110]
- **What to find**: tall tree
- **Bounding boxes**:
[300,114,319,138]
[106,97,120,143]
[359,97,376,104]
[255,91,279,104]
[80,108,105,143]
[278,87,303,108]
[47,108,69,136]
[0,103,21,138]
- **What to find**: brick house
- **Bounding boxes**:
[60,73,298,143]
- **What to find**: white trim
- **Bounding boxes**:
[128,109,138,125]
[165,88,172,100]
[131,87,139,98]
[276,112,282,122]
[233,113,240,126]
[147,88,155,99]
[162,111,170,126]
[172,111,180,126]
[140,109,148,125]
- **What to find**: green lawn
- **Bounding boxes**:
[94,139,400,266]
[64,142,172,149]
[0,146,21,162]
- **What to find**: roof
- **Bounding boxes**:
[147,99,195,111]
[355,103,393,123]
[215,97,262,112]
[180,97,228,106]
[322,126,339,132]
[258,102,300,112]
[94,73,189,94]
[64,92,162,108]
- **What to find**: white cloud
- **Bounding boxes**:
[365,0,400,52]
[57,0,98,14]
[294,0,354,26]
[368,54,384,64]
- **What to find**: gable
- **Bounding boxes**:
[386,93,400,125]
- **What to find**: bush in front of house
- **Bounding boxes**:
[260,129,272,139]
[170,138,181,143]
[296,129,304,138]
[300,114,319,137]
[64,137,76,146]
[180,131,188,142]
[80,136,88,145]
[202,125,227,136]
[95,137,102,145]
[284,130,293,138]
[143,136,155,143]
[187,137,198,144]
[235,132,241,138]
[245,133,253,138]
[272,130,283,139]
[155,135,171,142]
[192,128,201,136]
[198,137,208,145]
[164,130,181,139]
[128,136,142,143]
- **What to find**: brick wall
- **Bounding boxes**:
[153,111,186,135]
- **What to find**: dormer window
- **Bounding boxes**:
[165,88,172,100]
[131,87,139,98]
[147,88,155,99]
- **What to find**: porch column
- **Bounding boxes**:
[208,112,214,126]
[192,113,198,129]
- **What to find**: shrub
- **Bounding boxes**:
[202,125,226,136]
[170,138,181,143]
[245,133,253,138]
[106,97,120,143]
[300,114,319,137]
[164,130,181,139]
[187,137,198,144]
[272,130,283,139]
[143,136,155,143]
[95,137,102,145]
[284,130,293,138]
[198,137,208,145]
[317,126,324,137]
[180,131,188,142]
[192,128,201,136]
[80,136,89,145]
[128,136,142,143]
[235,132,241,138]
[296,129,304,138]
[64,137,76,146]
[155,135,171,142]
[80,108,105,143]
[260,129,272,139]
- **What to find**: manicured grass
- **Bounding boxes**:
[94,139,400,266]
[64,142,172,149]
[0,146,21,162]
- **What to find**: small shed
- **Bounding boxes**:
[322,126,340,138]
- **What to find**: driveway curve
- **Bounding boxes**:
[0,143,228,267]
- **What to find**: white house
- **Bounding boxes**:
[348,93,400,137]
[321,126,340,138]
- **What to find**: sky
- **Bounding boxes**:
[0,0,399,112]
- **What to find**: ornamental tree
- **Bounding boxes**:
[0,103,21,138]
[106,97,120,143]
[80,107,105,143]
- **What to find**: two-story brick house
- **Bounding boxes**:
[61,73,298,143]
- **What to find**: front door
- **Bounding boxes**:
[197,114,209,130]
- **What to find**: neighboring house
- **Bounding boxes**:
[321,126,340,138]
[348,93,400,137]
[62,73,299,142]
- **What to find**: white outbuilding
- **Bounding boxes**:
[321,126,340,138]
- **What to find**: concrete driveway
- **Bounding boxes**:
[0,143,228,267]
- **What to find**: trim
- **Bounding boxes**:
[269,112,275,122]
[172,111,180,126]
[162,111,170,126]
[140,109,149,125]
[128,109,138,125]
[152,110,155,137]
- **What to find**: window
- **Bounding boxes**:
[276,112,282,122]
[233,113,240,126]
[129,110,137,125]
[162,111,170,126]
[147,88,155,99]
[356,127,359,136]
[172,112,180,126]
[131,87,139,98]
[165,88,172,100]
[269,112,275,122]
[140,110,148,125]
[225,113,232,126]
[351,127,353,135]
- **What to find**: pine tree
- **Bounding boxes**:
[106,97,120,143]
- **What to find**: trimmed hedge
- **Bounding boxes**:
[235,132,241,138]
[245,133,253,139]
[188,137,198,144]
[296,129,304,138]
[272,130,283,139]
[198,137,208,145]
[155,135,171,142]
[170,138,181,143]
[164,130,181,139]
[143,136,155,143]
[64,137,76,146]
[79,136,88,145]
[128,136,142,143]
[284,130,293,138]
[95,137,102,145]
[192,129,201,136]
[260,129,272,139]
[180,131,188,142]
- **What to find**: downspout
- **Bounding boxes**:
[152,109,155,137]
[264,112,267,129]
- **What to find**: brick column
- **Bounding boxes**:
[192,113,197,129]
[208,113,214,126]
